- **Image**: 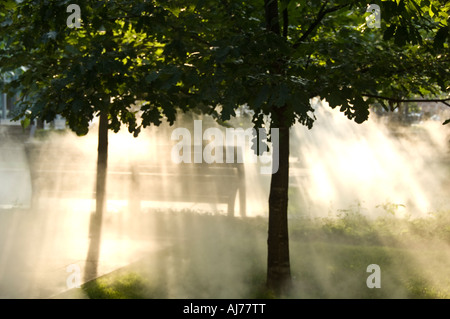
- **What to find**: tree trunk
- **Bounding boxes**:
[84,111,108,282]
[264,0,292,296]
[266,124,291,295]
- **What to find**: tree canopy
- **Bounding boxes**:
[1,0,448,134]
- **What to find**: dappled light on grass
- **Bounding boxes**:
[82,272,153,299]
[287,209,450,298]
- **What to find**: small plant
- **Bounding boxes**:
[376,202,406,216]
[82,272,153,299]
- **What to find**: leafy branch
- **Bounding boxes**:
[363,93,450,125]
[292,2,351,49]
[362,94,450,107]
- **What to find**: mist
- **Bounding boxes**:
[0,100,449,298]
[289,98,450,218]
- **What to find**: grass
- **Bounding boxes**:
[56,208,450,299]
[82,272,151,299]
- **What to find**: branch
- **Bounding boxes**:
[357,55,450,78]
[362,94,450,107]
[265,0,280,34]
[292,2,350,49]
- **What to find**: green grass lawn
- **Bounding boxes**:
[56,209,450,299]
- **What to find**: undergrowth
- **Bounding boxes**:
[57,206,450,299]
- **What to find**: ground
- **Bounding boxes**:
[52,209,450,299]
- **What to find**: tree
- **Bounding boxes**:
[172,0,449,295]
[1,0,449,295]
[0,0,204,280]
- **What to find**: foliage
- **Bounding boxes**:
[0,1,448,135]
[288,206,450,246]
[1,0,206,135]
[176,0,449,129]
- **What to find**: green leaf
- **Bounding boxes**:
[20,117,31,130]
[326,92,345,109]
[220,100,236,121]
[142,105,162,127]
[429,5,437,18]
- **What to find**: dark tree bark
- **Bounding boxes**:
[267,124,291,295]
[264,0,292,295]
[265,0,280,34]
[84,111,108,282]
